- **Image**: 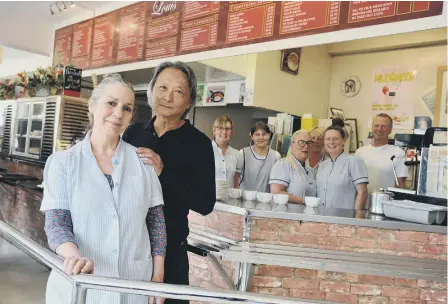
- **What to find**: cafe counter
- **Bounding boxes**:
[187,200,447,303]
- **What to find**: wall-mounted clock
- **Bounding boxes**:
[341,76,361,98]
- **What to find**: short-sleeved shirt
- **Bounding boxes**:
[355,144,408,193]
[316,152,368,209]
[212,140,238,188]
[236,147,281,192]
[40,131,164,304]
[269,155,317,198]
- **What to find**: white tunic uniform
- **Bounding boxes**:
[40,132,164,304]
[236,147,281,192]
[212,140,238,188]
[316,152,368,209]
[269,156,317,198]
[355,144,408,193]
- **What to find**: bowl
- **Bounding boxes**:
[273,194,289,205]
[304,197,321,208]
[257,192,273,204]
[256,202,272,211]
[242,190,257,201]
[228,188,242,199]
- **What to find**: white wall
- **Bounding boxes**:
[252,45,332,118]
[328,45,448,142]
[0,46,51,79]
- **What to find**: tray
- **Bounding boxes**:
[382,200,447,225]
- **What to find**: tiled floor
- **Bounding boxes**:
[0,237,49,304]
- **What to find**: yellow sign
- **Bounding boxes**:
[0,46,3,64]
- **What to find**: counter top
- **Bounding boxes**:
[214,199,447,234]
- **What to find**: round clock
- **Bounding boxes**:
[340,76,361,98]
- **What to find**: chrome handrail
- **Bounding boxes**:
[0,221,323,304]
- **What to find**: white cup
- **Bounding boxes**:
[228,188,242,199]
[242,190,257,201]
[273,194,289,205]
[256,192,273,204]
[304,197,321,208]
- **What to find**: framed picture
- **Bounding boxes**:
[345,118,359,153]
[434,66,447,127]
[280,48,301,75]
[330,107,346,120]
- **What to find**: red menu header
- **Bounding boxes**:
[52,1,443,69]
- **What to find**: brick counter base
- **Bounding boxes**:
[250,218,447,261]
[250,267,447,304]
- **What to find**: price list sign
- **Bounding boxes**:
[349,1,396,23]
[53,26,73,67]
[183,1,220,20]
[71,19,93,69]
[226,2,276,44]
[91,12,118,68]
[280,1,328,35]
[180,15,218,51]
[327,1,341,26]
[117,2,147,63]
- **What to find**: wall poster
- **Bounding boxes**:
[371,66,417,129]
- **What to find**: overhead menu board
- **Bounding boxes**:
[91,11,118,68]
[116,2,147,63]
[53,26,73,67]
[52,1,443,70]
[71,19,93,70]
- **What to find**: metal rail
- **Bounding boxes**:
[0,221,322,304]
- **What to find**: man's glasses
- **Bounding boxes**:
[292,140,314,147]
[215,126,232,132]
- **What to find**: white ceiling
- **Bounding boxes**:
[0,1,110,56]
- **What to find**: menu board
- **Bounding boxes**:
[53,26,73,66]
[181,15,219,51]
[226,2,275,43]
[116,2,147,63]
[348,1,396,23]
[183,1,220,20]
[54,1,443,70]
[71,20,93,69]
[91,11,118,68]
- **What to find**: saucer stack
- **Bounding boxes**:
[216,179,228,201]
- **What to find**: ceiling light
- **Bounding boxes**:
[70,1,75,7]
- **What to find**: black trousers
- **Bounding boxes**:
[164,240,189,304]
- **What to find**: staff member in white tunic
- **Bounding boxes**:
[317,119,369,210]
[40,75,166,304]
[269,130,316,204]
[212,115,238,187]
[355,113,408,193]
[234,121,281,192]
[306,127,326,177]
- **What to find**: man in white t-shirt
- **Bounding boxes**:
[355,113,408,194]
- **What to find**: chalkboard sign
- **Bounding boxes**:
[63,67,82,97]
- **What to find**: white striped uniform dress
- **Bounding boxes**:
[40,131,164,304]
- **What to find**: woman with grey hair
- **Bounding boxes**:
[40,74,167,304]
[269,129,317,204]
[123,61,216,304]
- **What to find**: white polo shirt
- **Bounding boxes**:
[40,131,163,304]
[212,140,238,188]
[355,144,408,193]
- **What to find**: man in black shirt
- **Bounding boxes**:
[123,61,216,304]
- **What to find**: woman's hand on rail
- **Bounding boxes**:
[136,147,164,176]
[63,256,94,275]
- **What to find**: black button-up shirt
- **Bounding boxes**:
[122,117,216,245]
